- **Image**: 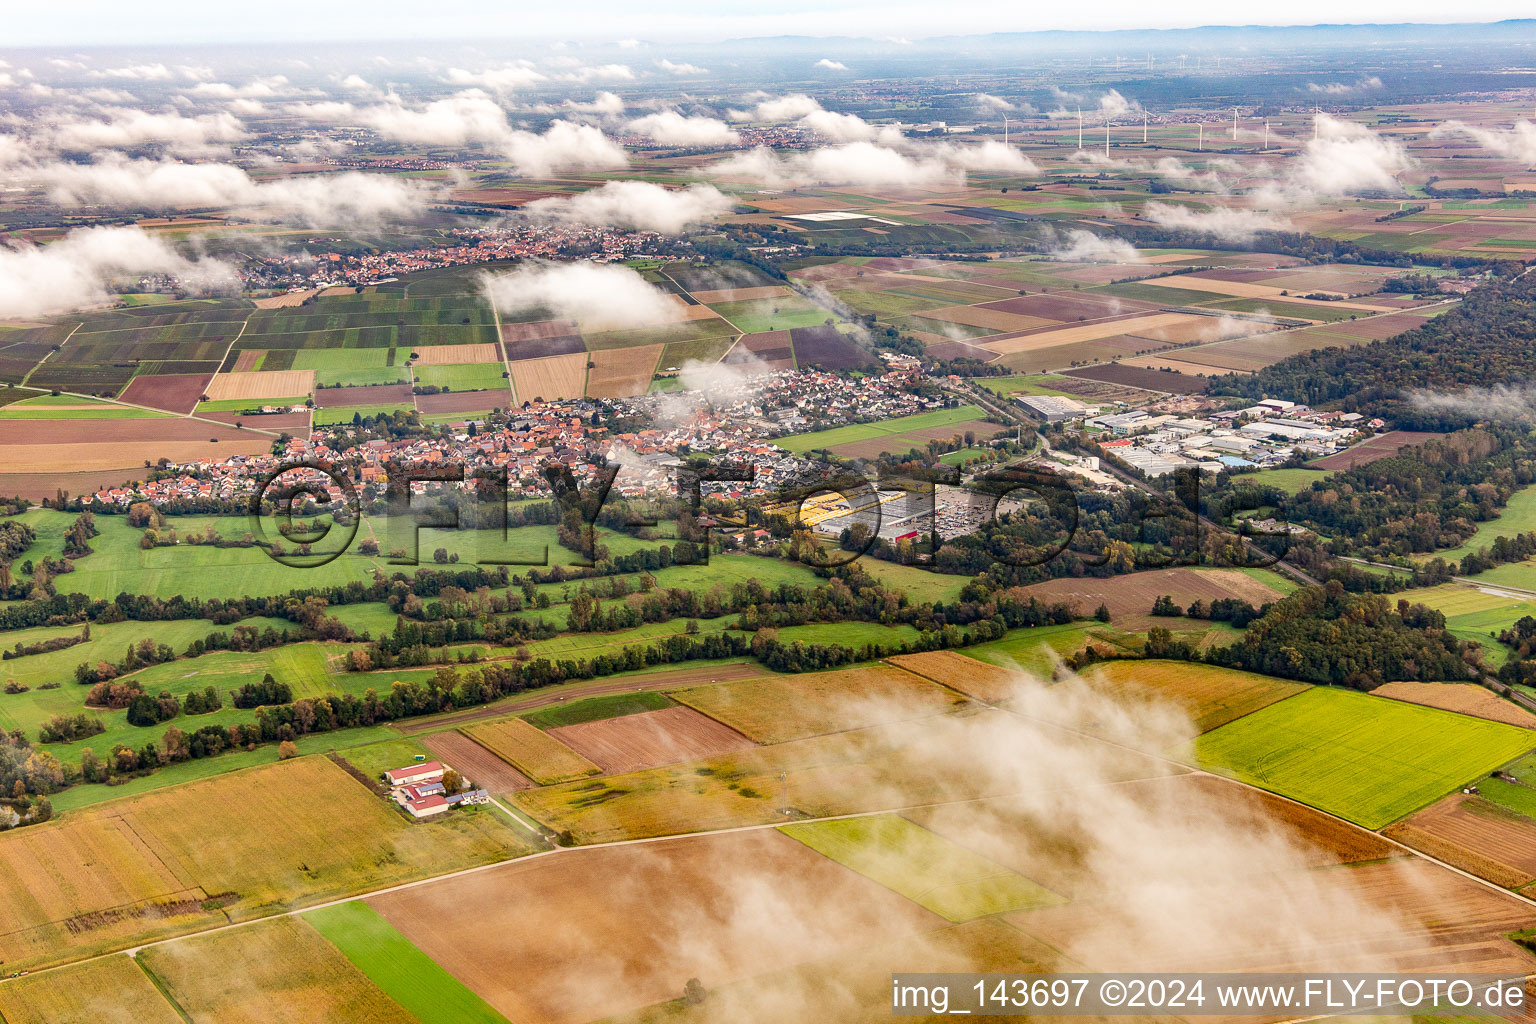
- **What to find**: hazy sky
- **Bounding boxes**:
[7,0,1536,47]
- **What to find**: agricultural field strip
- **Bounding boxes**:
[18,384,292,437]
[14,694,1536,985]
[17,322,80,385]
[665,270,749,335]
[1073,297,1460,372]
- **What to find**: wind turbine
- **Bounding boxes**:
[1232,107,1239,142]
[1263,120,1270,151]
[1078,107,1084,150]
[1105,119,1111,158]
[1143,110,1148,144]
[1312,106,1322,141]
[1003,114,1010,145]
[1198,122,1204,151]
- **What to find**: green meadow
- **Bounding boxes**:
[1196,687,1536,828]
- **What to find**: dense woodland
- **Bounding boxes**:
[1208,271,1536,423]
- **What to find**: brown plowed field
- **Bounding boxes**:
[231,349,262,371]
[693,285,791,303]
[369,829,944,1024]
[979,292,1160,320]
[1063,362,1208,393]
[1009,857,1536,973]
[919,305,1051,332]
[1311,430,1445,470]
[586,344,662,398]
[203,369,315,402]
[500,318,580,343]
[311,382,413,408]
[463,717,600,784]
[1310,311,1436,339]
[411,342,501,365]
[503,332,585,360]
[547,706,756,773]
[789,325,876,370]
[1385,793,1536,888]
[415,389,509,415]
[1015,567,1284,619]
[118,372,215,413]
[1371,682,1536,728]
[422,730,534,793]
[510,352,586,402]
[983,314,1199,355]
[671,665,968,745]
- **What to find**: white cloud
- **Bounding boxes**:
[482,262,680,331]
[505,120,628,176]
[0,226,238,319]
[1289,114,1413,195]
[92,63,173,81]
[1142,202,1290,242]
[797,109,897,144]
[933,140,1039,174]
[746,93,823,122]
[710,143,961,188]
[38,156,435,228]
[50,108,246,156]
[565,91,626,116]
[522,180,733,233]
[1307,76,1383,96]
[444,64,546,93]
[565,63,634,82]
[815,58,850,71]
[658,58,708,76]
[342,91,513,147]
[1431,119,1536,164]
[1047,228,1140,263]
[1098,88,1138,119]
[627,111,739,147]
[188,76,291,99]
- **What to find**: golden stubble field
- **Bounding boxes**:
[0,756,530,970]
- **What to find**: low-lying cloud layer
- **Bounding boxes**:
[0,226,237,319]
[481,261,681,331]
[38,156,437,228]
[521,180,734,233]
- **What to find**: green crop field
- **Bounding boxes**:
[1196,687,1536,828]
[292,348,391,371]
[304,902,509,1024]
[313,403,414,425]
[978,374,1078,397]
[1244,467,1331,496]
[706,296,831,333]
[774,405,988,454]
[1477,777,1536,819]
[523,690,673,730]
[964,622,1140,676]
[855,560,970,603]
[779,813,1059,921]
[315,368,409,388]
[412,363,510,392]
